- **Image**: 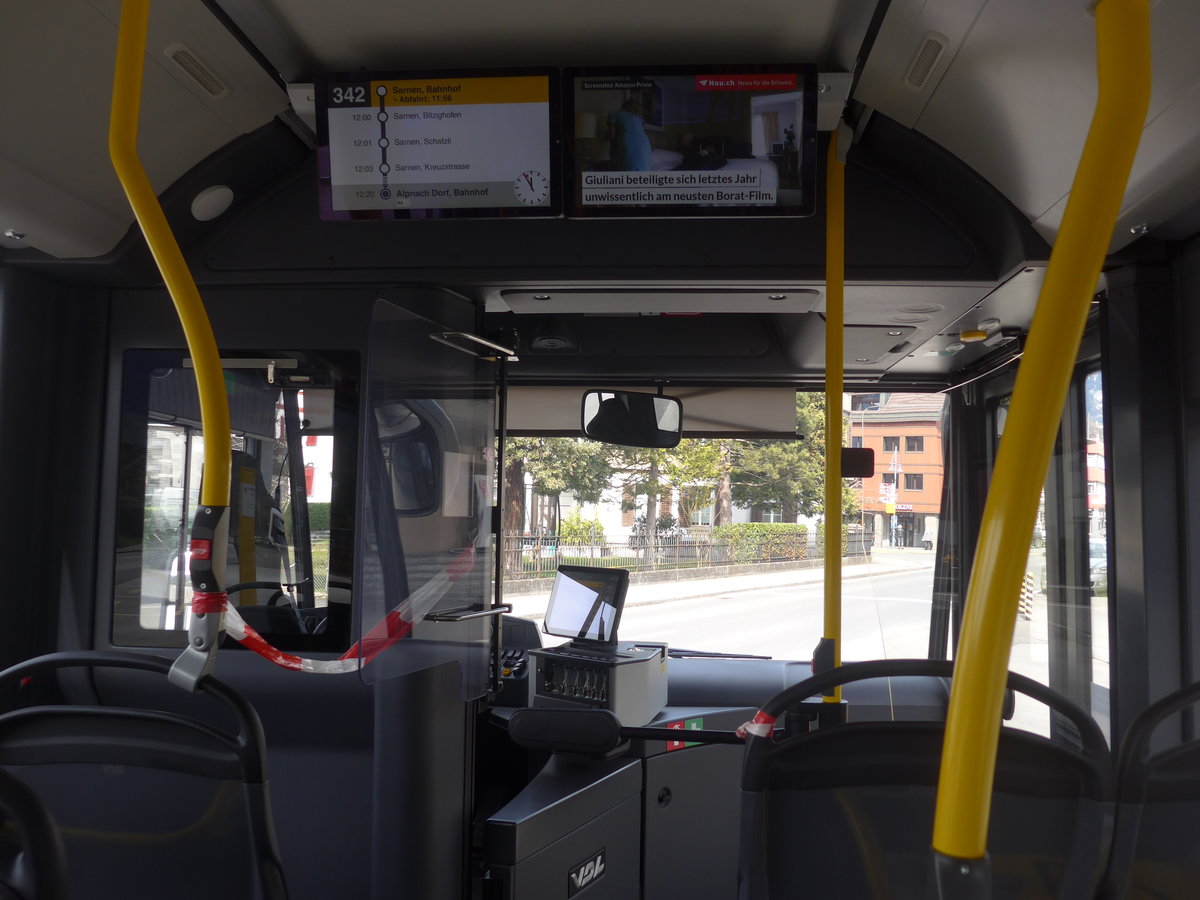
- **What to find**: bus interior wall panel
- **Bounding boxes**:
[501,310,925,386]
[0,269,109,677]
[0,271,57,678]
[103,285,476,353]
[1103,263,1187,752]
[0,122,313,291]
[484,755,643,898]
[1181,234,1200,736]
[504,315,785,385]
[641,743,744,899]
[849,115,1052,275]
[185,118,1040,287]
[372,667,467,899]
[0,114,1048,296]
[494,795,643,900]
[203,159,842,279]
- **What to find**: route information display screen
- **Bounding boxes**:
[316,69,560,219]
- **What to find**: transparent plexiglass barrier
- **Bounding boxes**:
[354,300,497,697]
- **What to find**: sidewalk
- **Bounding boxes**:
[504,547,936,621]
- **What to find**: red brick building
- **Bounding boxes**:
[849,393,946,548]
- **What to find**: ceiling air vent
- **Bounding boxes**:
[165,43,230,99]
[904,32,948,91]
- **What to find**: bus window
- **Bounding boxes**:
[1084,370,1110,741]
[998,366,1109,741]
[113,350,359,651]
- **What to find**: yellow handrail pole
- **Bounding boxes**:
[931,0,1150,864]
[111,0,232,689]
[109,0,230,508]
[821,129,845,701]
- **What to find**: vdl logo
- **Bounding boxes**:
[567,848,606,896]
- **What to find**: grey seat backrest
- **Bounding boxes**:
[0,765,67,900]
[1105,681,1200,898]
[0,651,287,900]
[738,659,1112,900]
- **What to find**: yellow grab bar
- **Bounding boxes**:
[110,0,230,508]
[821,129,845,700]
[112,0,232,689]
[932,0,1151,864]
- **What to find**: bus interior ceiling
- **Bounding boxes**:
[3,1,1200,899]
[5,0,1200,388]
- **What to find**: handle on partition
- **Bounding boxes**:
[425,605,513,623]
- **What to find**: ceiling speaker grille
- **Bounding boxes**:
[905,32,948,91]
[165,43,229,98]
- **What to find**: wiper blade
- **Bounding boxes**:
[667,648,772,660]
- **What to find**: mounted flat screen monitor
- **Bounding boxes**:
[543,566,630,646]
[565,64,817,218]
[315,68,561,219]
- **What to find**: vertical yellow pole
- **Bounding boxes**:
[109,0,230,508]
[931,0,1151,863]
[823,130,845,700]
[112,0,233,688]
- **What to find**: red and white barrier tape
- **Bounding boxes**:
[736,710,777,739]
[193,546,476,674]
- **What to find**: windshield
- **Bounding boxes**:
[504,391,945,661]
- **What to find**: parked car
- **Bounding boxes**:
[1090,540,1108,595]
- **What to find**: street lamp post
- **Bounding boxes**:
[859,408,866,535]
[888,443,903,547]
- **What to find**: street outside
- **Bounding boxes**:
[508,546,1110,738]
[617,560,935,661]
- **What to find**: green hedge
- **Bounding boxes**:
[306,501,331,532]
[815,522,850,556]
[712,523,808,562]
[558,510,605,545]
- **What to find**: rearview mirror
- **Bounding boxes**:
[581,390,682,448]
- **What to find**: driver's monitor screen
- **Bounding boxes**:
[543,565,629,645]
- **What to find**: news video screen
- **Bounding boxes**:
[315,68,560,219]
[565,64,817,218]
[543,566,629,645]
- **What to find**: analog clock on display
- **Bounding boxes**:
[514,170,549,205]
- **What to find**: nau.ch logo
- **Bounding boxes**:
[567,848,606,896]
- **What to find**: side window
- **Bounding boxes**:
[999,367,1108,741]
[114,350,359,650]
